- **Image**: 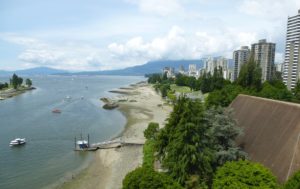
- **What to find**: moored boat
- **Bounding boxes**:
[10,138,26,146]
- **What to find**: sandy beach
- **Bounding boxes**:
[57,83,172,189]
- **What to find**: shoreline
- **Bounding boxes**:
[57,82,172,189]
[0,86,36,100]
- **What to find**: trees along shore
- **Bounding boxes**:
[0,74,34,99]
[122,59,300,188]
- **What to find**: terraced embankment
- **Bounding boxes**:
[230,94,300,183]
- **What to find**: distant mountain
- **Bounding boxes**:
[0,67,68,76]
[69,60,204,76]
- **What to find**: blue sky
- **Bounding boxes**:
[0,0,299,71]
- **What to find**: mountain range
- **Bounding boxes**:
[0,59,234,76]
[0,67,68,76]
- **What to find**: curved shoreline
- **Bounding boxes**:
[57,83,172,189]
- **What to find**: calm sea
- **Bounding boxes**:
[0,75,144,189]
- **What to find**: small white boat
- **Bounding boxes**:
[10,138,26,146]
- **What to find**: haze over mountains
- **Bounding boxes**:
[0,59,234,76]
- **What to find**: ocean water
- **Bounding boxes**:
[0,75,144,189]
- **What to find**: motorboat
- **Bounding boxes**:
[52,109,61,113]
[10,138,26,146]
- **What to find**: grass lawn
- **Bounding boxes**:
[170,84,191,93]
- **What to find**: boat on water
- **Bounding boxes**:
[52,109,61,113]
[10,138,26,146]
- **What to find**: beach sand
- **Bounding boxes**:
[57,83,172,189]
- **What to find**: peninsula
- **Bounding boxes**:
[0,74,35,100]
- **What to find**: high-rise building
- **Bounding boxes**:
[283,10,300,90]
[163,67,175,78]
[203,57,230,79]
[178,65,185,74]
[251,39,276,82]
[275,63,283,73]
[188,64,198,77]
[233,46,250,81]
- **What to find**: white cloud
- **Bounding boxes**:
[0,34,108,71]
[238,0,300,20]
[108,26,258,65]
[126,0,183,16]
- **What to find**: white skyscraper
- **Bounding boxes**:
[283,10,300,90]
[233,46,250,81]
[188,64,197,77]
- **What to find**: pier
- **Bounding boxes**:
[74,137,145,151]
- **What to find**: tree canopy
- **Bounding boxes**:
[155,97,246,187]
[213,160,278,189]
[283,170,300,189]
[122,167,183,189]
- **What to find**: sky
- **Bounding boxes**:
[0,0,300,71]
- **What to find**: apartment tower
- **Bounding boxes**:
[233,46,250,81]
[251,39,276,82]
[283,10,300,90]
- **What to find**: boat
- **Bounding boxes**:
[76,140,89,150]
[52,109,61,113]
[10,138,26,146]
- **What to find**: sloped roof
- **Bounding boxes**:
[230,95,300,183]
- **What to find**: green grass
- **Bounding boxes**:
[143,139,155,169]
[170,84,191,93]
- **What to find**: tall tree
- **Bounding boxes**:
[155,97,245,186]
[25,78,32,87]
[237,57,262,91]
[10,73,19,89]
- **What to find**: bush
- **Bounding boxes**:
[143,140,155,169]
[213,160,278,189]
[283,170,300,189]
[144,122,159,140]
[122,167,183,189]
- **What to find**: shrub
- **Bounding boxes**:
[122,167,183,189]
[283,170,300,189]
[213,160,278,189]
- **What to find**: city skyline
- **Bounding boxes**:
[1,0,300,71]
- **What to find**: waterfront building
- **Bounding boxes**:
[283,10,300,90]
[233,46,250,81]
[251,39,276,82]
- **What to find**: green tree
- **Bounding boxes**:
[10,73,19,89]
[122,167,183,189]
[213,160,278,189]
[155,97,245,186]
[205,84,243,108]
[259,81,293,101]
[237,57,262,91]
[292,81,300,101]
[283,170,300,189]
[144,122,159,140]
[25,78,32,87]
